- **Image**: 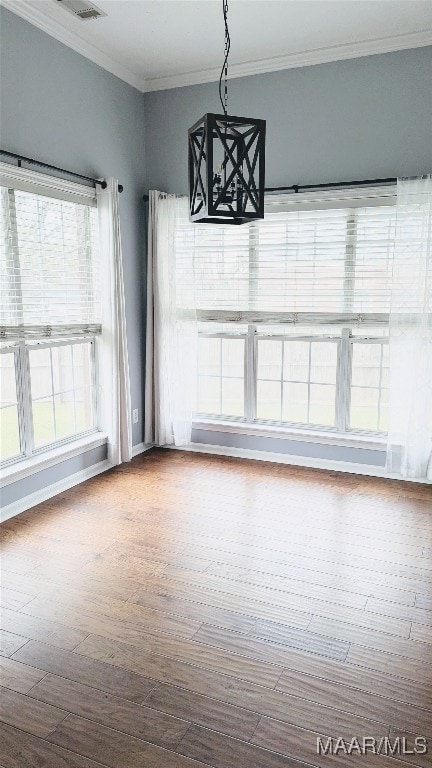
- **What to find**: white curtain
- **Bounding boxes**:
[387,175,432,481]
[144,191,197,447]
[97,178,132,465]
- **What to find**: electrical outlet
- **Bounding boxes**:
[132,408,139,424]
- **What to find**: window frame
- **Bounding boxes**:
[1,336,98,468]
[194,322,389,438]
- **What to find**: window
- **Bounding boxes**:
[188,189,396,437]
[0,166,101,466]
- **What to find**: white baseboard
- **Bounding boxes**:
[168,442,431,483]
[131,441,154,458]
[1,459,113,524]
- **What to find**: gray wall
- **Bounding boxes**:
[144,47,432,192]
[0,7,146,508]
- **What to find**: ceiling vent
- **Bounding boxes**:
[56,0,107,20]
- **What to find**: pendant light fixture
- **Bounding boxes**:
[188,0,266,224]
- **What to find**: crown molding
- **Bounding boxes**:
[2,0,431,94]
[0,0,145,92]
[144,29,432,92]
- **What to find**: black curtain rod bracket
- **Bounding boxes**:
[142,176,396,203]
[0,150,123,193]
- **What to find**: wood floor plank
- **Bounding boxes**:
[160,564,368,611]
[252,608,411,642]
[0,657,47,694]
[20,591,202,643]
[193,623,350,664]
[346,644,432,685]
[0,552,40,574]
[176,724,307,768]
[0,586,35,610]
[366,596,432,626]
[47,714,208,768]
[128,588,262,634]
[1,566,143,603]
[27,673,190,749]
[0,630,28,658]
[0,686,67,738]
[416,594,432,611]
[1,606,88,651]
[309,616,432,663]
[276,657,432,711]
[132,580,313,628]
[0,722,107,768]
[206,561,419,608]
[144,682,261,741]
[410,623,432,645]
[273,666,432,736]
[11,641,157,703]
[73,631,283,688]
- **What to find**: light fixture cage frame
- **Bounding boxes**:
[188,112,266,225]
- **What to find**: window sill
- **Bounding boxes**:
[192,419,387,451]
[0,433,108,487]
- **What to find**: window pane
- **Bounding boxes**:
[310,342,337,384]
[221,378,244,417]
[351,343,382,387]
[222,338,244,378]
[197,376,220,414]
[350,341,388,433]
[32,397,55,448]
[29,341,95,447]
[309,384,336,426]
[76,388,94,432]
[73,343,93,389]
[0,405,20,460]
[257,380,281,420]
[283,341,309,382]
[282,382,308,423]
[196,336,244,418]
[350,386,379,431]
[29,347,53,399]
[198,337,221,376]
[0,352,18,406]
[54,392,75,439]
[258,340,282,380]
[52,345,73,393]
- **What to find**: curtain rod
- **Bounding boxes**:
[0,150,123,193]
[142,176,396,202]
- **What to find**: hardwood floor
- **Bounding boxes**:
[1,448,432,767]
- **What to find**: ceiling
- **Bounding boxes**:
[2,0,432,92]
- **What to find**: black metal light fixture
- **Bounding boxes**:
[188,0,266,224]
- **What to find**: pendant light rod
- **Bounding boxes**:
[218,0,230,116]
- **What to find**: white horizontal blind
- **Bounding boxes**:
[1,182,101,340]
[175,192,396,324]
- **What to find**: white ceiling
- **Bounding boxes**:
[3,0,432,92]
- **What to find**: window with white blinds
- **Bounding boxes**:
[183,188,397,436]
[175,189,396,325]
[0,164,101,466]
[0,171,101,340]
